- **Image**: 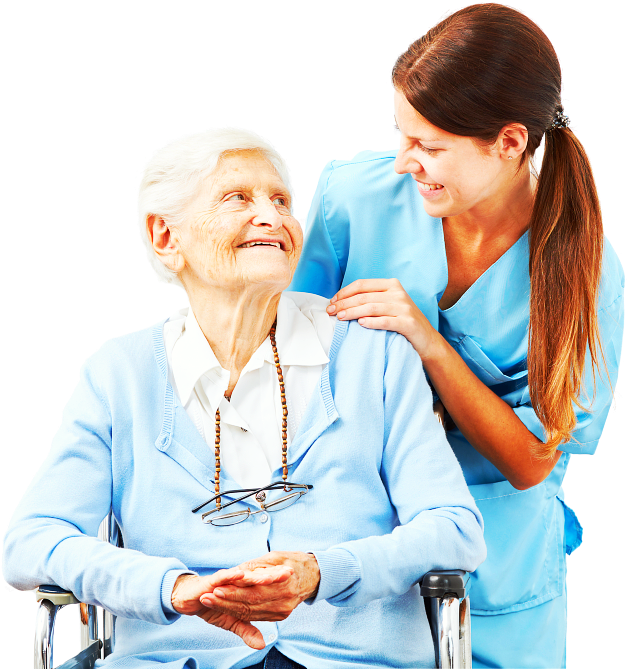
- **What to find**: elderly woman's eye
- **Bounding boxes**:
[273,196,287,206]
[227,193,246,202]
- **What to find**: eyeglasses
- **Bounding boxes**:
[191,481,313,527]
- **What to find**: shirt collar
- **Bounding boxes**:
[170,294,329,407]
[273,294,330,367]
[171,308,226,406]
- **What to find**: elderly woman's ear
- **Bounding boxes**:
[148,214,186,274]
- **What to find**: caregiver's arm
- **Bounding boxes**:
[328,278,561,490]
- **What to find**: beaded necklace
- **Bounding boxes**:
[213,320,287,509]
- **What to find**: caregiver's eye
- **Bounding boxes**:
[419,144,439,156]
[227,193,246,201]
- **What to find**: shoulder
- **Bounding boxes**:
[334,319,421,371]
[82,322,165,387]
[317,149,412,202]
[328,149,397,173]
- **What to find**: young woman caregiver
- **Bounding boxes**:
[290,3,624,668]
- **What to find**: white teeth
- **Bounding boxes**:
[240,241,281,248]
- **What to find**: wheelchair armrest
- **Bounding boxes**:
[36,585,79,606]
[420,569,469,599]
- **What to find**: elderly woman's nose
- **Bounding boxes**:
[252,198,283,229]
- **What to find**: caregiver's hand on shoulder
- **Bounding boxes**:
[199,551,320,623]
[171,566,292,649]
[327,278,442,360]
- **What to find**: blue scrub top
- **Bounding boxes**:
[290,150,624,622]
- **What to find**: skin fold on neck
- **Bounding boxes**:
[184,281,282,397]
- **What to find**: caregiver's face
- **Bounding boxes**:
[393,90,505,219]
[177,150,302,292]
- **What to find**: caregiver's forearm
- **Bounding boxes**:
[423,335,561,489]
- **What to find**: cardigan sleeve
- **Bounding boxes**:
[311,332,486,607]
[2,359,188,625]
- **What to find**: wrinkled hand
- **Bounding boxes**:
[199,551,320,624]
[327,278,443,360]
[171,566,292,649]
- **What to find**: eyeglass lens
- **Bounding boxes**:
[207,490,307,526]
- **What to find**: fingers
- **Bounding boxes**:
[201,610,266,650]
[199,568,294,613]
[237,551,294,571]
[329,280,407,317]
[330,278,398,303]
[198,564,290,591]
[201,588,296,622]
[333,302,402,323]
[207,567,246,587]
[228,619,266,650]
[237,566,294,586]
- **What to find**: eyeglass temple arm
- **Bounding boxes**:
[191,488,258,514]
[191,482,313,514]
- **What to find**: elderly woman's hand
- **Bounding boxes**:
[199,552,320,623]
[171,565,293,649]
[327,278,444,362]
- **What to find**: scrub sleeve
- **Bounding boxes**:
[290,151,625,668]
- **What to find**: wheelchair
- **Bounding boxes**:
[34,411,472,669]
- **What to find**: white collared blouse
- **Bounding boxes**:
[163,292,336,490]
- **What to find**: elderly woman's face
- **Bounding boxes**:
[174,150,302,293]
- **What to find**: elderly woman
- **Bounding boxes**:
[3,129,485,669]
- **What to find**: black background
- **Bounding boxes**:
[0,5,624,666]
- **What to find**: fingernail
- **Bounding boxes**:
[330,296,337,303]
[326,304,335,313]
[214,589,225,598]
[337,310,346,319]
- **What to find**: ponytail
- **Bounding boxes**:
[528,125,606,456]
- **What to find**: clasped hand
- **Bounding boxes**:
[171,551,320,649]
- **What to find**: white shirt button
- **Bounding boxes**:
[267,633,277,643]
[259,512,269,523]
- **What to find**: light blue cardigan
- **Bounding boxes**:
[3,308,485,668]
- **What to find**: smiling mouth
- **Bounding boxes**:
[417,182,444,191]
[238,240,285,250]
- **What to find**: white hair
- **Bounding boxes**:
[138,127,292,286]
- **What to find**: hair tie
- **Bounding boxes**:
[548,107,570,131]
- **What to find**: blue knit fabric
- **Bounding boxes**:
[3,313,485,668]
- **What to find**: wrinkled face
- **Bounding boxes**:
[393,90,506,219]
[174,150,302,294]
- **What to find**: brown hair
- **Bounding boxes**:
[392,3,605,457]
